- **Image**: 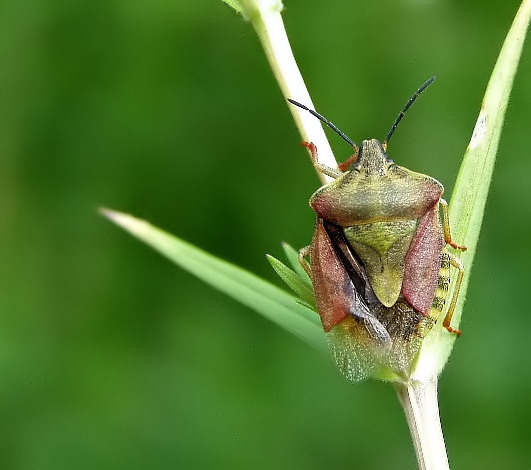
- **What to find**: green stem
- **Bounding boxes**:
[239,0,337,183]
[395,380,449,470]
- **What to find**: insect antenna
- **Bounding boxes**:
[383,76,436,148]
[287,99,358,148]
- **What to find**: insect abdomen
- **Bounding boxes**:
[429,252,452,319]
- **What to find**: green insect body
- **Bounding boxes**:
[311,139,445,313]
[289,79,465,381]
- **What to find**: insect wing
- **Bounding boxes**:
[309,219,391,381]
[402,204,444,316]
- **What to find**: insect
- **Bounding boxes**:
[289,77,466,381]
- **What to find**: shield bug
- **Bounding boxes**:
[289,77,466,381]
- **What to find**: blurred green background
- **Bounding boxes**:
[1,0,530,468]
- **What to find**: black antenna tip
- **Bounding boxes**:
[421,76,436,90]
[287,98,307,110]
[287,98,357,148]
[383,76,437,145]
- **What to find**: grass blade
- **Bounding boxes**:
[413,0,531,380]
[281,242,311,283]
[101,208,325,352]
[266,254,315,308]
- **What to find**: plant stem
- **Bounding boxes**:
[395,379,449,470]
[223,2,530,469]
[239,2,453,468]
[239,0,337,183]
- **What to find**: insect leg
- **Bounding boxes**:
[301,142,343,179]
[440,199,467,251]
[442,253,465,336]
[337,147,360,172]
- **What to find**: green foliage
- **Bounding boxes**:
[2,0,530,468]
[266,253,316,310]
[102,209,325,352]
[222,0,243,14]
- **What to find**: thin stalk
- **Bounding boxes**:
[239,0,337,183]
[395,380,449,470]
